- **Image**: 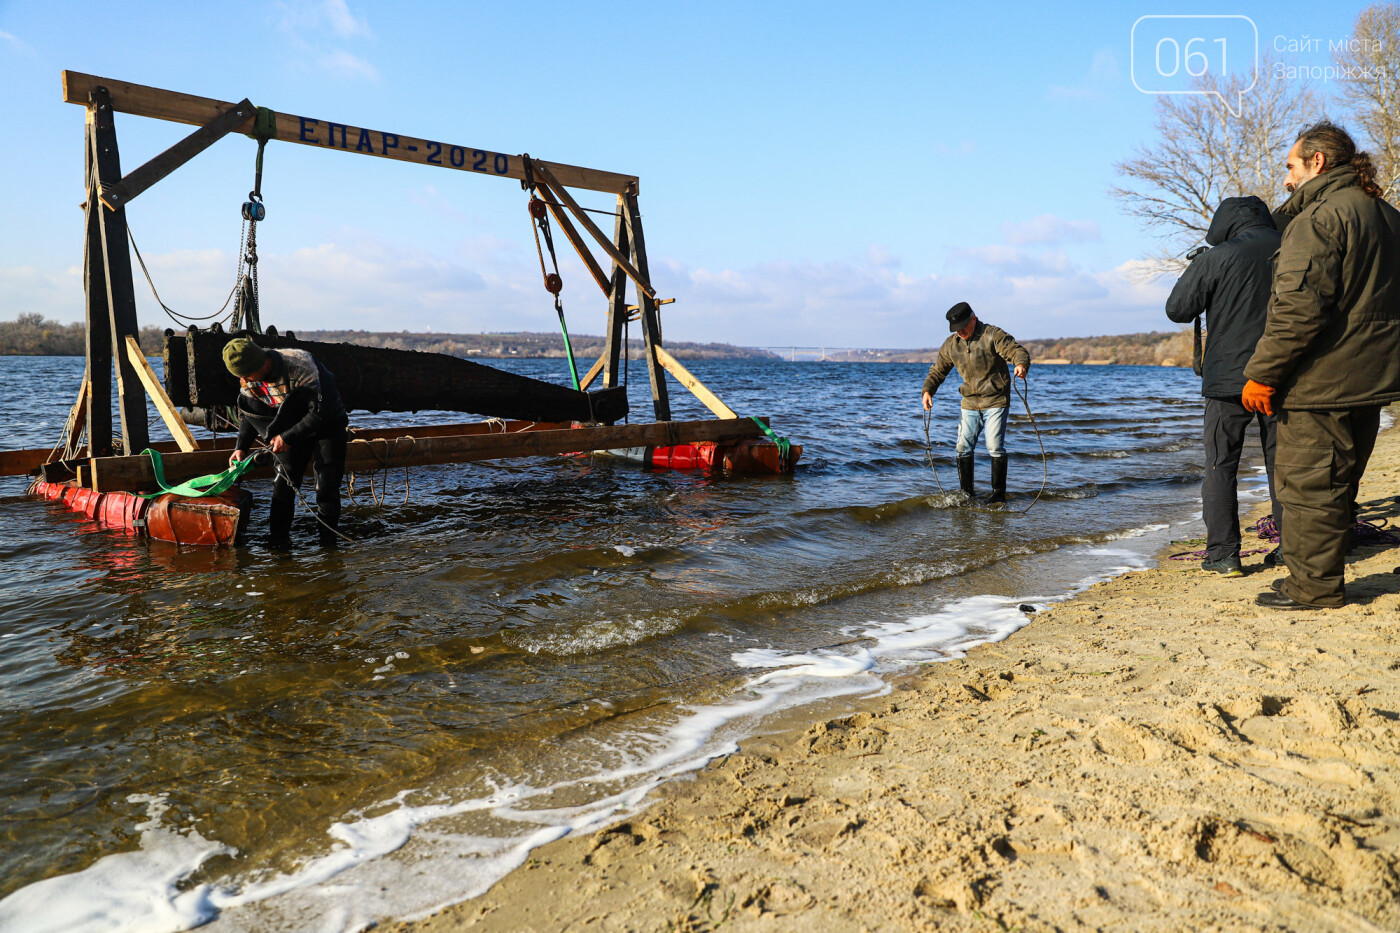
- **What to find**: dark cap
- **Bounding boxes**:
[946,301,974,332]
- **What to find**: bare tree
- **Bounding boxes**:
[1112,59,1321,271]
[1334,3,1400,202]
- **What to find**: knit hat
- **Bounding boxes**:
[946,301,974,332]
[222,338,267,377]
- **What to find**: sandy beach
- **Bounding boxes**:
[396,415,1400,933]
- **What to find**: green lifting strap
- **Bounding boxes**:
[748,417,793,471]
[140,448,260,500]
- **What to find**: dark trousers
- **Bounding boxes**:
[1274,406,1381,607]
[268,433,347,541]
[1202,398,1282,562]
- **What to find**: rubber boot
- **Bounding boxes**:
[314,469,343,547]
[956,454,975,497]
[268,481,296,548]
[986,455,1008,504]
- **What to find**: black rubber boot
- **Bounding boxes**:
[957,454,975,496]
[314,469,342,546]
[986,455,1007,504]
[268,481,296,548]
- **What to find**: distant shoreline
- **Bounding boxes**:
[0,316,1195,366]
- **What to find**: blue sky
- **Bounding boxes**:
[0,0,1367,347]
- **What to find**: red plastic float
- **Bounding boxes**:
[145,488,253,547]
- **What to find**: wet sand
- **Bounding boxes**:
[396,412,1400,933]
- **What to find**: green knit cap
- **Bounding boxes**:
[222,338,267,377]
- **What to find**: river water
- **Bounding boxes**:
[0,356,1242,931]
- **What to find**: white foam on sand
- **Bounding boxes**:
[6,527,1172,933]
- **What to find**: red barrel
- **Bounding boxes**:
[650,442,720,471]
[722,439,802,474]
[95,490,150,533]
[146,488,253,547]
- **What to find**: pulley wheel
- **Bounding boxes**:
[528,198,548,220]
[544,273,563,295]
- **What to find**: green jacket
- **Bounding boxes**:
[922,322,1031,410]
[1243,164,1400,410]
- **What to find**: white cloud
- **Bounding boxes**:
[1000,214,1100,245]
[318,48,379,82]
[276,0,378,83]
[1048,48,1119,101]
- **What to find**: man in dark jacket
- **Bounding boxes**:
[1242,122,1400,608]
[921,302,1030,503]
[224,338,350,545]
[1166,196,1283,576]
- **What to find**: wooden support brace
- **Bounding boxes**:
[62,373,90,460]
[125,336,200,452]
[533,183,612,297]
[653,346,738,420]
[532,162,656,298]
[99,98,255,210]
[579,353,607,391]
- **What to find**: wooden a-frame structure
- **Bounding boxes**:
[0,73,778,491]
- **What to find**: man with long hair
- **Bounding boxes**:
[1243,121,1400,608]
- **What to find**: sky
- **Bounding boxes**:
[0,0,1371,348]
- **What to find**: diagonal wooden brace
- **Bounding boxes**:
[532,182,612,297]
[532,161,656,299]
[99,98,255,210]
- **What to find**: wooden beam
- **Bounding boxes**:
[604,194,630,389]
[623,192,671,421]
[83,123,113,457]
[11,419,572,479]
[532,162,655,298]
[99,98,254,210]
[579,353,607,391]
[653,346,738,419]
[125,336,199,452]
[532,183,612,297]
[86,418,767,491]
[62,71,638,195]
[89,87,150,455]
[62,372,90,460]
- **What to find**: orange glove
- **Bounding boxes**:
[1241,379,1275,416]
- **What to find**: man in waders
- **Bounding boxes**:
[1242,121,1400,609]
[921,302,1030,503]
[1166,196,1283,577]
[224,338,349,546]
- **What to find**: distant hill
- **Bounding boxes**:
[288,329,779,361]
[827,329,1196,367]
[0,315,777,361]
[0,315,1195,366]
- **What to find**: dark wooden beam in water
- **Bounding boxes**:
[84,418,767,492]
[179,330,628,423]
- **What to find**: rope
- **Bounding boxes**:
[919,375,1047,513]
[920,408,947,494]
[128,224,240,326]
[1012,376,1048,514]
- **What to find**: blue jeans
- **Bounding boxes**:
[956,406,1007,457]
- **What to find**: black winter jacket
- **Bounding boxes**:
[1166,196,1280,399]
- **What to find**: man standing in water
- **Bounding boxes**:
[1166,197,1283,577]
[1242,122,1400,609]
[921,302,1030,503]
[224,337,349,546]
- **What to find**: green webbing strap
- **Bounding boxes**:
[251,107,276,199]
[749,416,792,470]
[140,448,259,500]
